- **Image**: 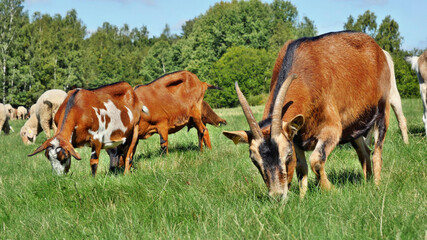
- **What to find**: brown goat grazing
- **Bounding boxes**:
[135,70,222,153]
[29,82,142,176]
[223,31,391,199]
[405,50,427,136]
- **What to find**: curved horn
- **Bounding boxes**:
[271,74,298,137]
[28,140,52,157]
[235,82,262,140]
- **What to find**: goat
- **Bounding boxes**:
[223,31,391,199]
[29,82,142,176]
[405,50,427,136]
[135,70,221,153]
[108,71,225,172]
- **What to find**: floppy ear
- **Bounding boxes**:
[283,114,305,139]
[28,140,52,157]
[61,140,81,160]
[223,130,252,144]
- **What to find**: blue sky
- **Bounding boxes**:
[24,0,425,50]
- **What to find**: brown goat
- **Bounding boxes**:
[135,70,222,153]
[29,82,142,176]
[223,31,391,199]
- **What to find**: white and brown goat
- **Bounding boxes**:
[223,31,391,199]
[29,82,143,176]
[405,50,427,136]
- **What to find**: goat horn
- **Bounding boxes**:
[235,82,262,140]
[271,74,298,137]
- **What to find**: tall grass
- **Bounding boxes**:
[0,99,425,239]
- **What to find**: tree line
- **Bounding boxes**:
[0,0,422,108]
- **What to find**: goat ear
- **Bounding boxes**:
[284,114,305,139]
[61,140,81,160]
[223,131,252,144]
[28,140,52,157]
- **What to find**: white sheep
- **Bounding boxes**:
[16,106,28,120]
[0,103,11,135]
[4,104,16,120]
[29,104,36,117]
[20,89,67,144]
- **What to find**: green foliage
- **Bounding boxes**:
[0,0,27,104]
[393,50,423,98]
[375,16,403,53]
[296,16,318,39]
[206,46,276,108]
[83,22,149,88]
[178,0,315,83]
[0,0,420,107]
[344,10,377,36]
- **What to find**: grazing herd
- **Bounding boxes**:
[1,31,425,199]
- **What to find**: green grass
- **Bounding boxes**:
[0,98,426,239]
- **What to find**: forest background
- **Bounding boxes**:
[0,0,424,108]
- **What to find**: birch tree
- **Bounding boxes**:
[0,0,24,102]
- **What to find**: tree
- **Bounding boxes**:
[296,16,317,38]
[393,49,420,98]
[207,46,275,108]
[270,0,298,25]
[177,0,314,82]
[343,10,377,37]
[0,0,25,103]
[181,18,196,38]
[269,21,295,50]
[139,40,177,83]
[375,15,403,53]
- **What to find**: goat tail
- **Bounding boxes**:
[405,56,419,72]
[207,83,222,91]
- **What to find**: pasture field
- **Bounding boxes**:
[0,99,425,239]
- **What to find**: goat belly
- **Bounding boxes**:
[340,105,381,144]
